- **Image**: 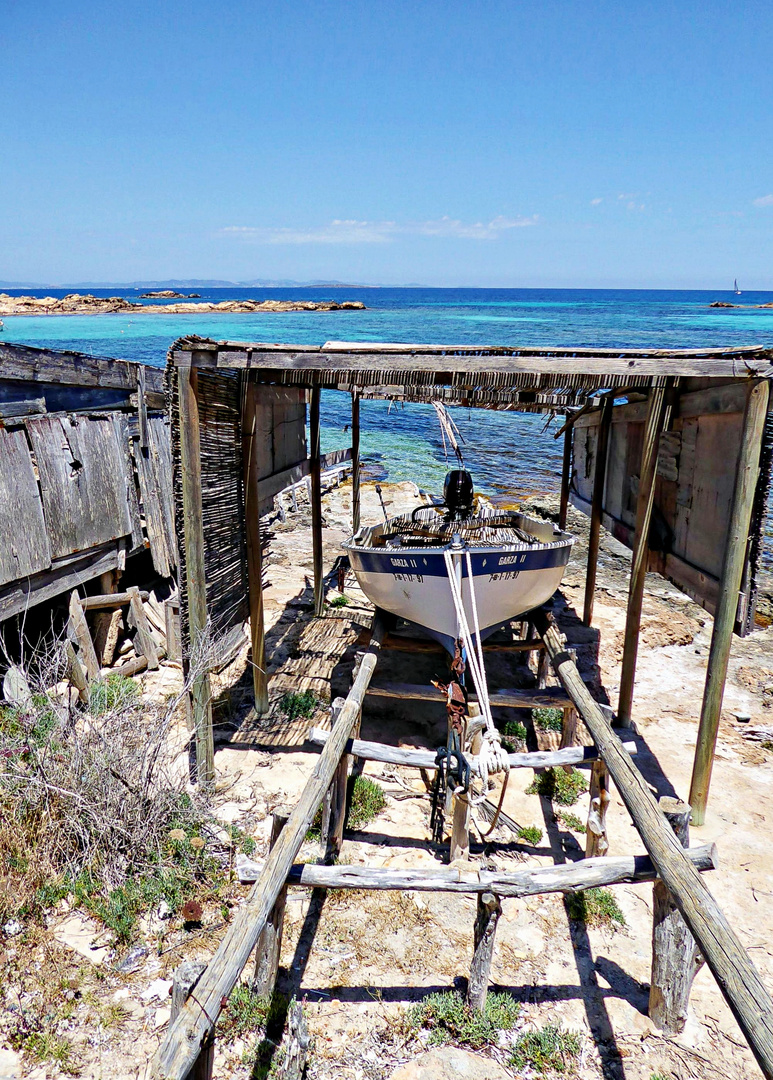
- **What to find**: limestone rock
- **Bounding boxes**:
[389,1047,512,1080]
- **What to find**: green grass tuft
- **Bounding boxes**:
[308,775,387,840]
[278,690,318,721]
[565,887,626,930]
[509,1024,582,1074]
[328,594,351,608]
[526,767,588,806]
[533,707,564,732]
[500,718,528,752]
[88,674,139,716]
[557,811,586,834]
[408,990,519,1049]
[516,824,543,845]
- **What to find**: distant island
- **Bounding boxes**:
[0,293,366,316]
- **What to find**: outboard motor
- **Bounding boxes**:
[443,469,475,522]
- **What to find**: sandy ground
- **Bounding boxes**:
[8,477,773,1080]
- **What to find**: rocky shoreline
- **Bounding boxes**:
[0,293,366,316]
[709,300,773,309]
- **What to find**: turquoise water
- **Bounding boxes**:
[3,286,772,563]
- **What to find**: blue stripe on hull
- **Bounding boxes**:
[349,545,571,578]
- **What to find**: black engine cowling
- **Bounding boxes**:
[443,470,474,521]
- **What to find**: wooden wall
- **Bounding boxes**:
[0,342,175,622]
[571,381,771,633]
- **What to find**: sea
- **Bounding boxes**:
[3,286,772,564]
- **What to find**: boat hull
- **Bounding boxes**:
[345,542,572,653]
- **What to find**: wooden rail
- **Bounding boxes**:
[532,606,773,1079]
[152,614,386,1080]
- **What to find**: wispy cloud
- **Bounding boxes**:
[753,194,773,207]
[590,197,603,206]
[220,215,538,245]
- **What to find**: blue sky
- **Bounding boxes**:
[2,0,772,288]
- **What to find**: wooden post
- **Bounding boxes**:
[170,961,213,1080]
[466,892,501,1011]
[617,380,670,727]
[351,391,361,534]
[650,797,704,1035]
[321,698,348,864]
[253,807,291,997]
[64,640,89,703]
[690,378,770,826]
[164,597,181,662]
[559,423,572,531]
[68,590,100,681]
[127,586,160,670]
[242,374,269,715]
[310,386,324,617]
[137,363,149,452]
[277,999,310,1080]
[177,364,214,789]
[583,397,613,626]
[533,605,773,1080]
[585,759,610,858]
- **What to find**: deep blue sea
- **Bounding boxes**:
[3,286,772,563]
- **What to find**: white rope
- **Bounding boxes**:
[443,548,510,799]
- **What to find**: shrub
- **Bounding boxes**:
[408,990,519,1049]
[565,887,626,930]
[347,775,387,831]
[557,811,586,833]
[516,824,543,845]
[526,767,588,806]
[500,718,528,752]
[328,594,350,608]
[88,673,139,716]
[533,707,564,732]
[509,1024,582,1074]
[278,690,318,721]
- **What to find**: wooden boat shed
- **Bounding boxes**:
[169,336,772,826]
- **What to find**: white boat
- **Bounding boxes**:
[734,279,742,295]
[344,470,575,654]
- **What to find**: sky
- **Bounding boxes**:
[2,0,773,288]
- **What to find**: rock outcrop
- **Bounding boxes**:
[0,293,366,316]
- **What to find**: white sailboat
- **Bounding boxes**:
[734,279,742,295]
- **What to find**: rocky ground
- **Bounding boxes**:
[0,294,365,316]
[2,479,773,1080]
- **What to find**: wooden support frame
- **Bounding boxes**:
[466,892,501,1010]
[177,364,214,789]
[351,391,361,534]
[689,378,771,826]
[583,396,613,626]
[533,605,773,1079]
[617,379,671,727]
[321,698,348,863]
[170,962,213,1080]
[310,386,324,617]
[242,373,269,714]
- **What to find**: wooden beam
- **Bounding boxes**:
[253,807,290,997]
[617,380,671,726]
[137,363,149,451]
[583,396,613,626]
[533,605,773,1080]
[177,364,214,789]
[242,374,269,715]
[559,423,572,531]
[467,892,501,1011]
[310,386,324,617]
[127,586,160,670]
[366,680,571,709]
[68,590,100,681]
[152,614,386,1080]
[235,843,718,892]
[81,589,149,610]
[351,391,361,534]
[307,726,638,771]
[690,378,771,826]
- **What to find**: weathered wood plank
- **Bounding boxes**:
[366,680,571,709]
[26,415,131,559]
[134,416,176,578]
[242,375,269,714]
[0,341,164,391]
[307,726,637,771]
[310,387,323,617]
[0,426,51,587]
[0,542,124,622]
[234,843,718,892]
[0,398,46,418]
[68,590,100,680]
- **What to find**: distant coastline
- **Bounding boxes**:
[0,293,366,316]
